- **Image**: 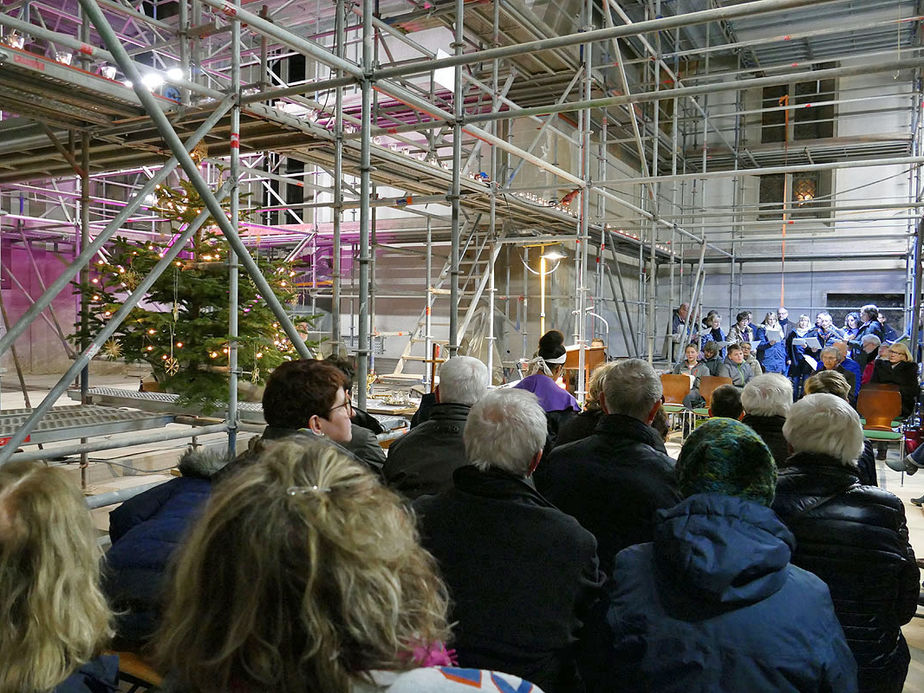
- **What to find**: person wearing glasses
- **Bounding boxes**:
[214,359,364,485]
[870,341,919,417]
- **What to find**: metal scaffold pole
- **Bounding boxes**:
[227,3,241,457]
[331,0,345,355]
[355,0,373,409]
[448,0,464,357]
[575,0,592,402]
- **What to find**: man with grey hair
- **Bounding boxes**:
[384,356,488,499]
[858,333,881,370]
[414,389,604,692]
[534,358,681,576]
[740,373,791,466]
[774,394,919,693]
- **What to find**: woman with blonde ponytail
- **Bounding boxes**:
[155,437,543,692]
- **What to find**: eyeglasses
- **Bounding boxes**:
[327,399,353,417]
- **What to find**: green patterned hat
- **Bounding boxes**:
[677,418,777,506]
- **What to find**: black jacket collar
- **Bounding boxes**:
[452,465,552,507]
[428,402,472,422]
[593,413,667,454]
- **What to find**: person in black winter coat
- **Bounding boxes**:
[554,361,616,448]
[871,341,920,417]
[384,356,488,499]
[534,358,681,576]
[0,461,117,693]
[414,389,605,693]
[105,449,227,648]
[773,394,919,693]
[590,418,857,693]
[740,372,791,467]
[804,370,877,486]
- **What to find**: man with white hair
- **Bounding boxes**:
[773,394,919,693]
[858,333,881,371]
[414,389,604,693]
[534,358,681,576]
[740,373,791,466]
[384,356,488,499]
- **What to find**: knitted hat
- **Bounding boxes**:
[677,418,777,506]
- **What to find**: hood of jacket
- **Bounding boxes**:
[654,493,795,608]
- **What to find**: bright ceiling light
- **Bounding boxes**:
[541,249,566,261]
[166,67,183,81]
[141,72,164,90]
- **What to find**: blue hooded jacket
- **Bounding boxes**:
[104,450,224,645]
[606,494,857,692]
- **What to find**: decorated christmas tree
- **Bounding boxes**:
[73,178,314,411]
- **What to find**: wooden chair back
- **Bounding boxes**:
[857,389,902,430]
[660,374,691,405]
[699,375,733,407]
[860,382,900,393]
[105,650,163,691]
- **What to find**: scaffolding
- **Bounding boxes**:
[0,0,921,465]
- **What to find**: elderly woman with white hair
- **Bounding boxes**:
[740,373,792,466]
[773,394,919,693]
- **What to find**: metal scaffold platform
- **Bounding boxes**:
[0,404,174,444]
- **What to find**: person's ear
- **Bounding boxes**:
[527,450,543,476]
[434,385,441,404]
[599,392,609,414]
[307,414,324,435]
[645,401,661,425]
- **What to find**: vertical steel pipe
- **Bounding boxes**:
[331,0,345,354]
[227,7,241,457]
[448,0,464,357]
[355,0,373,408]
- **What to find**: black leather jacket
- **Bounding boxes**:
[772,453,919,693]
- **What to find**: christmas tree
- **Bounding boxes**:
[73,178,314,411]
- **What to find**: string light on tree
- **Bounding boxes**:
[72,178,316,410]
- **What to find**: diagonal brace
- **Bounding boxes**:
[79,0,311,360]
[0,183,231,466]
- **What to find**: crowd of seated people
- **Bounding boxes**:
[7,326,924,692]
[671,303,920,410]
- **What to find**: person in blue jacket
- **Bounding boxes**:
[600,418,857,693]
[755,311,787,374]
[105,449,227,649]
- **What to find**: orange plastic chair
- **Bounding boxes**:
[857,389,905,465]
[699,375,733,408]
[857,389,902,431]
[660,374,693,433]
[660,374,692,405]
